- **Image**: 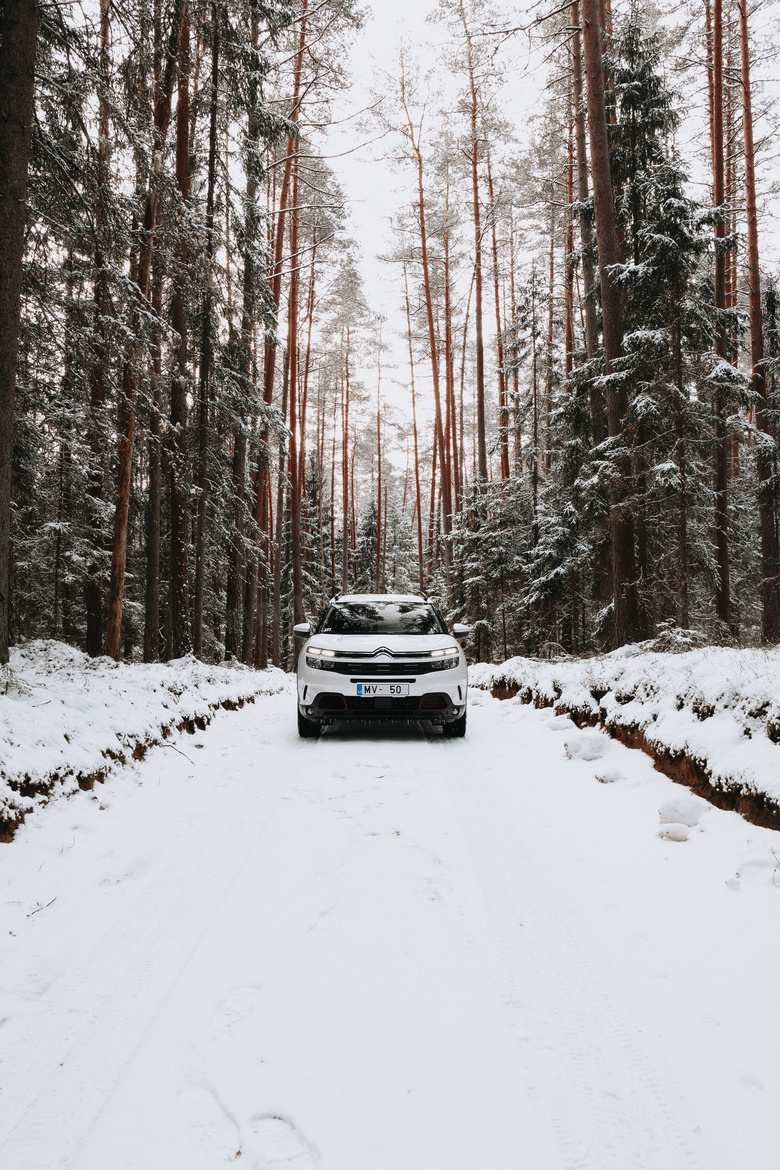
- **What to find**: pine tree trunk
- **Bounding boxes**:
[400,74,452,583]
[442,187,460,507]
[711,0,732,630]
[460,5,488,482]
[341,332,350,594]
[581,0,640,646]
[544,187,555,475]
[287,153,304,625]
[86,0,111,657]
[226,17,262,659]
[0,0,39,663]
[738,0,780,641]
[375,338,383,590]
[104,0,183,659]
[193,0,220,657]
[571,0,603,439]
[404,266,425,591]
[565,98,575,381]
[487,152,509,480]
[272,351,289,665]
[144,264,164,661]
[674,314,689,628]
[169,0,192,658]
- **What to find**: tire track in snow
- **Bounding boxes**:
[447,708,715,1170]
[0,715,290,1170]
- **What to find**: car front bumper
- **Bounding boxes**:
[297,665,467,724]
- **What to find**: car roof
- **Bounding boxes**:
[331,594,430,604]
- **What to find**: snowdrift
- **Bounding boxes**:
[0,641,288,839]
[469,645,780,830]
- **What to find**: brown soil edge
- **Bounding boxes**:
[0,693,260,844]
[485,684,780,834]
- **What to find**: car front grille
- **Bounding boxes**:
[327,660,435,676]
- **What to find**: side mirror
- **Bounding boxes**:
[452,623,472,638]
[293,622,311,638]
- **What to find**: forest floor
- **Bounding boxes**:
[1,679,779,1170]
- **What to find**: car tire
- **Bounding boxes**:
[297,709,321,738]
[443,711,467,738]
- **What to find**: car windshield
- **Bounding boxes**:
[319,601,447,636]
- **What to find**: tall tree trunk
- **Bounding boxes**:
[192,0,220,657]
[272,350,289,665]
[565,96,575,381]
[226,15,262,660]
[571,0,603,440]
[375,335,383,590]
[487,152,509,480]
[710,0,732,630]
[399,69,452,585]
[104,0,183,659]
[0,0,39,663]
[674,313,689,628]
[86,0,111,656]
[144,263,164,661]
[287,152,304,624]
[544,183,556,475]
[404,266,425,591]
[738,0,780,641]
[581,0,640,646]
[169,0,192,658]
[460,4,488,482]
[341,331,350,594]
[443,184,460,508]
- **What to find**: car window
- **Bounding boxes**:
[319,602,448,635]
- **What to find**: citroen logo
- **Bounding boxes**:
[373,646,393,657]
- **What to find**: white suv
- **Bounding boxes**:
[294,594,470,738]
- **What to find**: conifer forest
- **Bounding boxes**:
[1,0,780,669]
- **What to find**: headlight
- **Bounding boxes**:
[307,646,336,657]
[431,656,459,671]
[306,655,335,670]
[430,646,459,658]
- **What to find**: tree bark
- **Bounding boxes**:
[104,0,183,659]
[86,0,111,656]
[711,0,732,630]
[399,66,452,584]
[738,0,780,641]
[403,267,425,591]
[460,4,488,482]
[169,0,192,658]
[192,0,220,657]
[144,264,164,661]
[571,0,604,440]
[0,0,39,663]
[581,0,640,645]
[487,152,509,480]
[341,330,350,594]
[287,151,304,624]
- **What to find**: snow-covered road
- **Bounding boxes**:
[2,683,780,1170]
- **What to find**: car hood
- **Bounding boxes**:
[306,633,458,656]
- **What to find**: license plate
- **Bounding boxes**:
[356,682,409,697]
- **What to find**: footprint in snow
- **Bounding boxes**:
[212,985,263,1034]
[179,1086,240,1160]
[243,1115,318,1168]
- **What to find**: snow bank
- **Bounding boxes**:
[0,641,288,839]
[469,645,780,826]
